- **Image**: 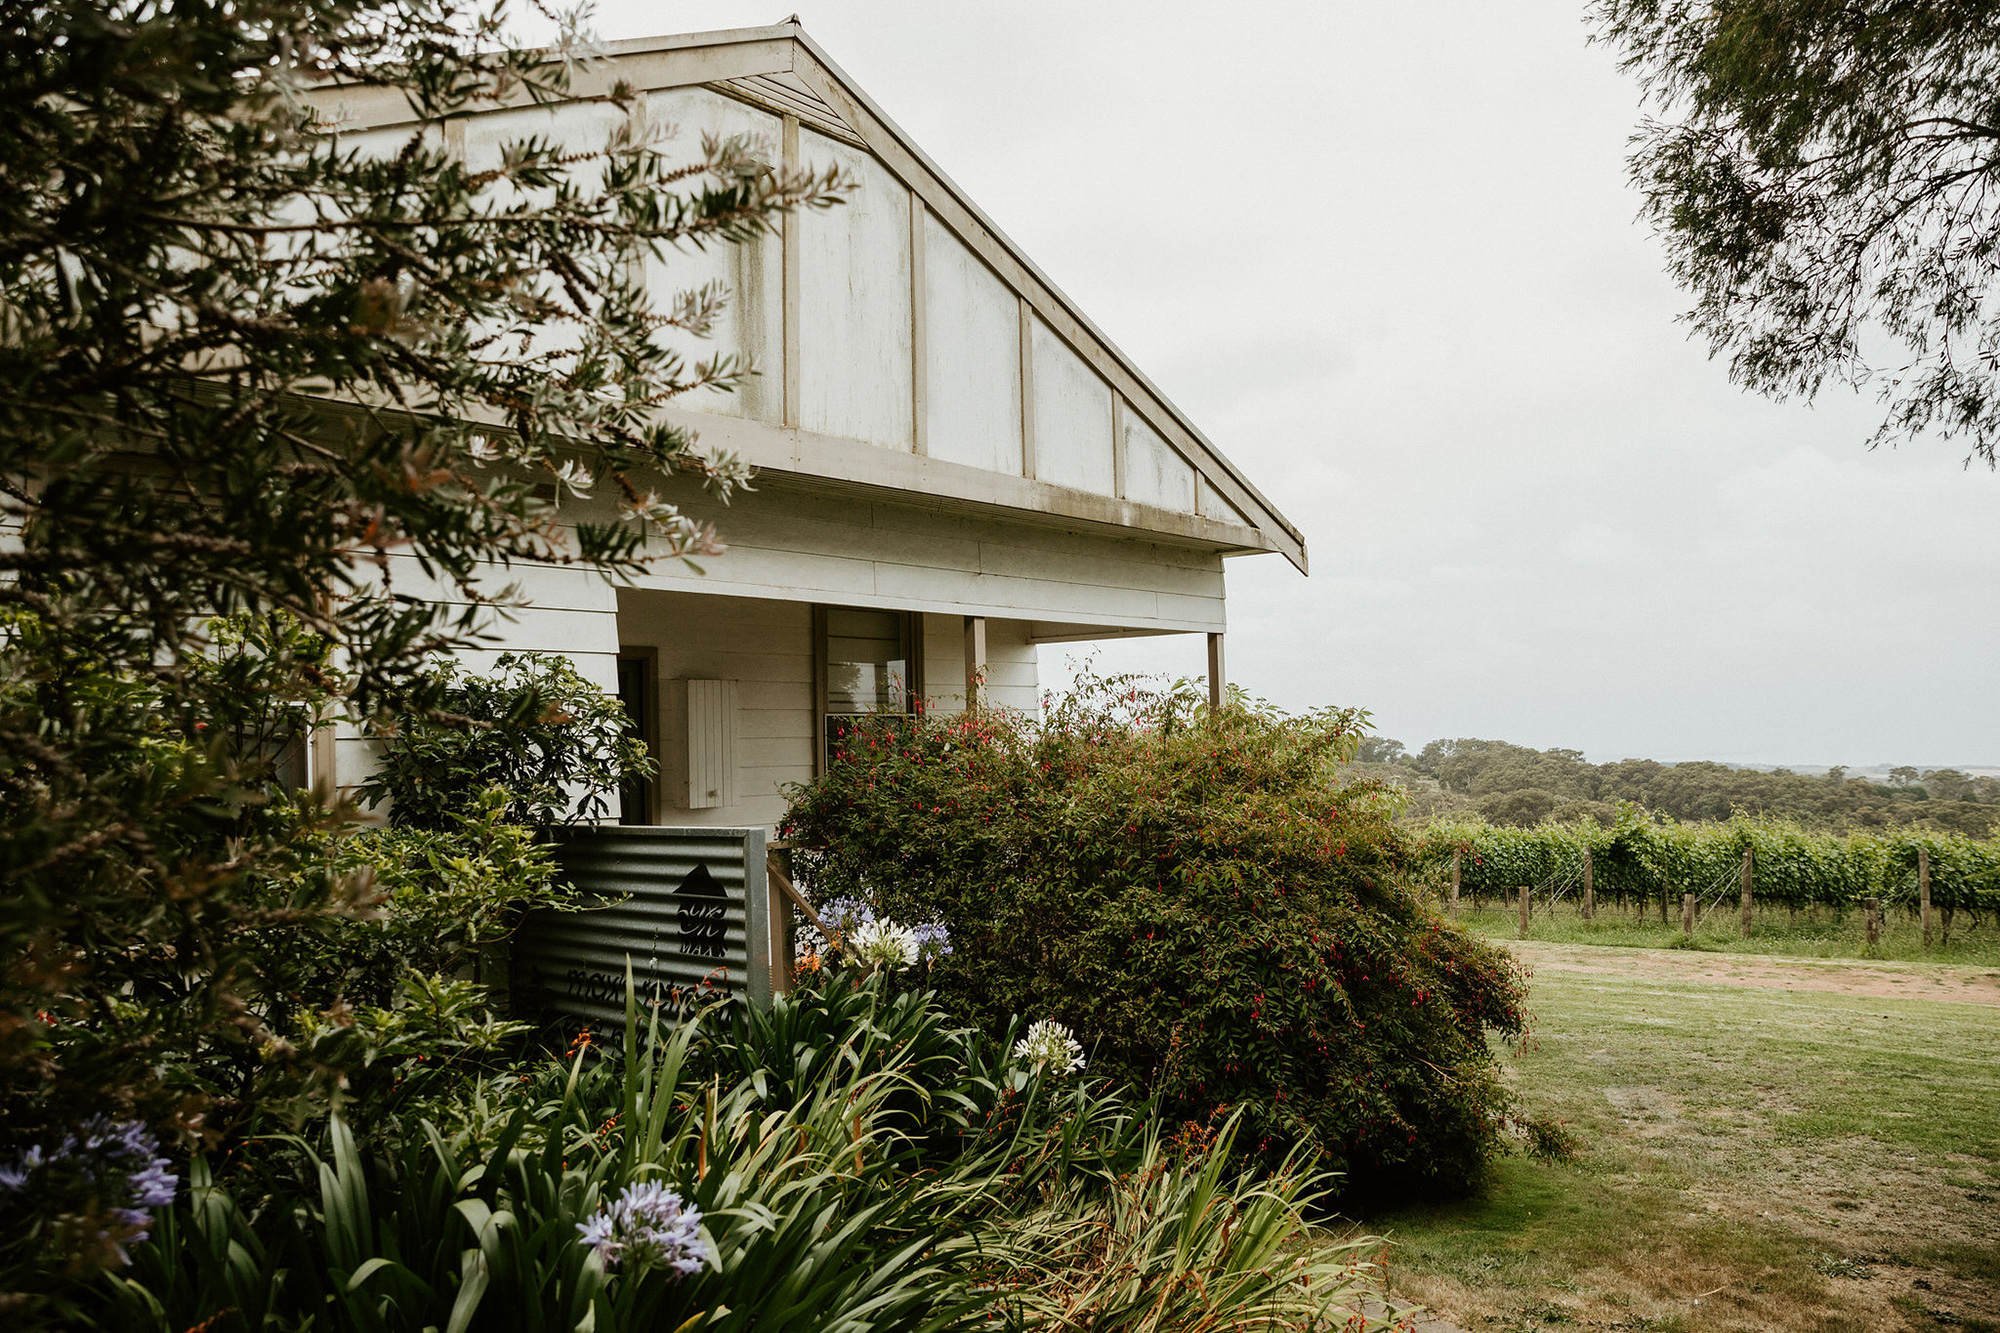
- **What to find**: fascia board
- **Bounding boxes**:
[657,406,1280,559]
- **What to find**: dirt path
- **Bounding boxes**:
[1504,939,2000,1005]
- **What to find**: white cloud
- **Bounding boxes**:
[1557,522,1638,566]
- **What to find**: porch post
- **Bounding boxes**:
[964,615,988,707]
[1206,632,1225,716]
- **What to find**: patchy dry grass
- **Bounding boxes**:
[1345,947,2000,1332]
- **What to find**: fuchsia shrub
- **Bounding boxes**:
[782,675,1530,1202]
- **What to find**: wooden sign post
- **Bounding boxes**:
[1681,892,1695,939]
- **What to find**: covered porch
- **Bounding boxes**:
[609,585,1227,832]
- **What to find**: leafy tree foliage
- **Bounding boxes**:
[1594,1,2000,461]
[1359,735,2000,832]
[0,0,839,1150]
[359,651,653,829]
[783,677,1530,1204]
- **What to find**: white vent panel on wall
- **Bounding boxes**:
[683,678,737,810]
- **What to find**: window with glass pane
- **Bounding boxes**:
[825,608,911,713]
[822,607,914,770]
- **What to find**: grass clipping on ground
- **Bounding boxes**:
[1351,945,2000,1333]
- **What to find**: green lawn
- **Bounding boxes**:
[1348,947,2000,1332]
[1443,897,2000,967]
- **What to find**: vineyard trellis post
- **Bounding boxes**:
[1451,846,1462,916]
[1518,883,1530,939]
[1919,847,1932,950]
[1582,848,1594,921]
[1864,897,1882,953]
[1739,847,1753,939]
[1681,892,1695,938]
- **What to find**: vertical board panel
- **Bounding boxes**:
[643,89,785,424]
[1029,316,1115,496]
[1122,407,1197,513]
[684,678,737,809]
[514,827,770,1027]
[1198,475,1252,527]
[922,215,1023,475]
[797,128,914,449]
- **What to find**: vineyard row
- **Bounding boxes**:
[1407,817,2000,918]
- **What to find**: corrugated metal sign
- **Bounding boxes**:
[512,826,771,1027]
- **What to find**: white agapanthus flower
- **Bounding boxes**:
[850,918,920,971]
[1013,1020,1086,1076]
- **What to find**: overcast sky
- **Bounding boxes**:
[573,1,1999,769]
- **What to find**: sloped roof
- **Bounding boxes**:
[327,23,1308,573]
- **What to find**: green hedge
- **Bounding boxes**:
[1409,813,2000,915]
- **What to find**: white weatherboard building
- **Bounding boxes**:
[324,23,1307,832]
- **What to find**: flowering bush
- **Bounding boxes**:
[0,1118,177,1278]
[783,672,1531,1201]
[801,896,952,975]
[1013,1020,1086,1076]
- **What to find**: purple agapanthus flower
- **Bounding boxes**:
[0,1117,179,1265]
[576,1182,707,1278]
[910,918,953,964]
[814,898,952,968]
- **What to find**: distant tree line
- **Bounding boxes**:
[1354,737,2000,835]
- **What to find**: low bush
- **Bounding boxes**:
[69,977,1394,1332]
[782,674,1530,1203]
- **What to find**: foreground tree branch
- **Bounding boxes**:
[1594,0,2000,464]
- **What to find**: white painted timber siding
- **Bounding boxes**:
[642,88,785,424]
[920,613,1040,715]
[1028,317,1115,496]
[922,213,1023,475]
[797,127,914,450]
[568,476,1226,634]
[1122,407,1197,514]
[614,588,814,832]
